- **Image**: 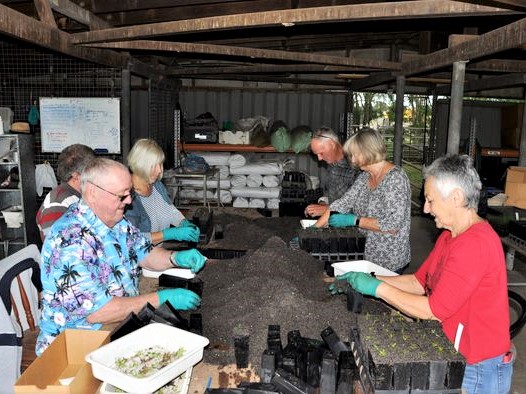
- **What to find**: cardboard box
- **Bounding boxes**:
[505,167,526,210]
[15,329,110,394]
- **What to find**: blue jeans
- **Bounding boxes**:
[461,348,515,394]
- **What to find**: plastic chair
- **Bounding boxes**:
[0,244,42,393]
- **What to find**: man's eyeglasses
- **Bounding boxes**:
[88,181,133,202]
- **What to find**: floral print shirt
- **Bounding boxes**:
[330,166,411,271]
[36,199,151,356]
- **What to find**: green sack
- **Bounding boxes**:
[290,125,312,153]
[270,126,291,152]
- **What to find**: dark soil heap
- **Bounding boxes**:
[198,213,391,373]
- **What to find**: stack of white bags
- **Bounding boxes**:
[174,152,284,208]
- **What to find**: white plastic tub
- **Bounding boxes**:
[86,324,209,394]
[331,260,399,277]
[99,367,192,394]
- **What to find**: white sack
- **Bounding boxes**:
[230,175,247,187]
[179,189,199,199]
[218,165,230,179]
[216,190,232,204]
[266,198,280,209]
[262,175,280,187]
[179,178,231,189]
[191,152,231,166]
[229,162,283,175]
[246,174,263,187]
[195,190,214,199]
[228,154,246,168]
[230,186,281,199]
[249,198,266,208]
[233,196,249,208]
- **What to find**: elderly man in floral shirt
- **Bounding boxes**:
[36,158,206,356]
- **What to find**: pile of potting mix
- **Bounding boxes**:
[141,211,464,391]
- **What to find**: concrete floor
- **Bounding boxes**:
[409,214,526,394]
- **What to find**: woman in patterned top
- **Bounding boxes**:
[315,128,411,273]
[125,139,200,245]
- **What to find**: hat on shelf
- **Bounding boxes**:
[10,122,30,133]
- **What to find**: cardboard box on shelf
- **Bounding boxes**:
[15,329,110,394]
[505,167,526,210]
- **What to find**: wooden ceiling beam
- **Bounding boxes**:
[85,0,255,14]
[468,59,526,73]
[71,1,512,44]
[401,16,526,76]
[435,72,526,94]
[0,3,158,77]
[166,64,367,76]
[49,0,111,30]
[350,71,396,90]
[33,0,57,27]
[84,40,401,70]
[185,73,348,87]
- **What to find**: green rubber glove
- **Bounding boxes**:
[162,226,200,242]
[180,219,199,230]
[328,279,349,295]
[158,288,201,310]
[172,249,207,273]
[337,272,381,297]
[328,213,358,228]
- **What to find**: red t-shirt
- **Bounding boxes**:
[415,221,510,364]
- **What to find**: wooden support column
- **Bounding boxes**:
[121,69,131,161]
[519,88,526,167]
[447,61,467,155]
[393,75,405,166]
[427,89,438,165]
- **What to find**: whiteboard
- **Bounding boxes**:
[39,97,121,153]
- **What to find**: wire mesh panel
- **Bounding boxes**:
[0,37,123,205]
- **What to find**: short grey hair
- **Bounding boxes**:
[80,158,128,193]
[311,126,341,145]
[57,144,95,182]
[423,154,481,210]
[127,139,165,181]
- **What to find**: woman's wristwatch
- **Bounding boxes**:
[355,216,361,227]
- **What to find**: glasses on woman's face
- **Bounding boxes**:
[88,181,133,202]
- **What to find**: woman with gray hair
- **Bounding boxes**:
[125,138,199,245]
[332,154,513,393]
[315,127,411,273]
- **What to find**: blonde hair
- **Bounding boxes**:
[344,127,386,166]
[127,139,165,181]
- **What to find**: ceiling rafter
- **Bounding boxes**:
[83,40,401,70]
[71,1,513,44]
[0,3,159,77]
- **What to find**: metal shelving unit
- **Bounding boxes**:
[0,134,38,257]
